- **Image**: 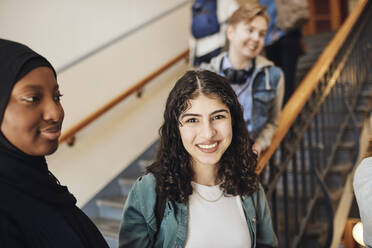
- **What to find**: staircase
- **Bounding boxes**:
[82,141,158,247]
[295,32,335,86]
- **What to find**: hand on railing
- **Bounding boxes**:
[252,142,263,159]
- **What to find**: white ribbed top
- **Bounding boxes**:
[185,182,251,248]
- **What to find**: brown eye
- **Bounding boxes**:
[213,115,226,120]
[186,118,198,123]
[23,95,41,103]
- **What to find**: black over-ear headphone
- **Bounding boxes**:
[223,58,256,85]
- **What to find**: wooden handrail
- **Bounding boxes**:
[256,0,369,174]
[59,49,189,144]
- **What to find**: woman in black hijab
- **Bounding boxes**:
[0,39,108,247]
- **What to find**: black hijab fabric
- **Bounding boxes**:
[0,39,108,247]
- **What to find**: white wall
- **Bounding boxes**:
[1,1,192,206]
[0,0,188,70]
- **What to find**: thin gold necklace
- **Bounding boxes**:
[194,188,224,202]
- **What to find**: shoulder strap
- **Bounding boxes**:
[250,194,257,218]
[153,184,167,245]
[155,191,166,228]
[251,193,276,248]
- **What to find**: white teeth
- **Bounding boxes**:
[247,43,257,50]
[198,143,217,149]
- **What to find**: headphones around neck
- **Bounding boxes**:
[223,58,256,85]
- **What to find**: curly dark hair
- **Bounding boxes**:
[147,70,258,204]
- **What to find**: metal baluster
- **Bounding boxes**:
[313,108,321,171]
[307,124,315,198]
[300,137,307,218]
[323,74,331,143]
[320,103,327,169]
[353,48,359,102]
[329,83,337,144]
[282,164,289,248]
[336,80,343,125]
[292,150,299,233]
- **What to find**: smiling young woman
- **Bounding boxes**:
[119,70,278,248]
[1,66,64,156]
[0,39,108,248]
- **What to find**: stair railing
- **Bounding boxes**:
[59,49,189,145]
[256,0,372,247]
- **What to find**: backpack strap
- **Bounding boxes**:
[250,194,257,218]
[155,191,166,228]
[251,193,276,248]
[153,184,167,245]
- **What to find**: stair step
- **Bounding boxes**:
[360,90,372,98]
[273,173,344,203]
[337,141,355,150]
[356,105,371,114]
[334,141,356,164]
[118,177,137,196]
[283,162,351,175]
[326,163,352,190]
[92,217,120,247]
[304,221,328,237]
[97,195,126,208]
[138,159,154,170]
[301,48,323,59]
[322,122,362,131]
[92,217,121,239]
[300,188,343,226]
[297,61,314,71]
[302,220,328,247]
[329,162,352,174]
[96,195,126,220]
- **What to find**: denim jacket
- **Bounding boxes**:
[201,52,284,151]
[119,173,278,248]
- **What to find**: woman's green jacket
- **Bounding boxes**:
[119,173,278,248]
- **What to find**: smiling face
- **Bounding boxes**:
[178,93,233,170]
[227,15,268,62]
[0,67,64,156]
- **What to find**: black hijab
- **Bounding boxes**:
[0,39,108,247]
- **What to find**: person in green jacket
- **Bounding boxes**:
[119,70,277,248]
